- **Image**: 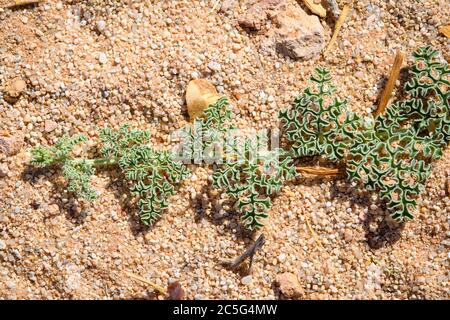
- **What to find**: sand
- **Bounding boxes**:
[0,0,448,299]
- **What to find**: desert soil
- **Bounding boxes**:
[0,0,449,299]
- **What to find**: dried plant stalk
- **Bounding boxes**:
[297,166,341,176]
[323,5,351,56]
[374,50,405,117]
[124,271,167,295]
[303,0,327,18]
[3,0,41,8]
[220,234,265,273]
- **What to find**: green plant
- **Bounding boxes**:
[31,125,189,225]
[212,133,296,230]
[30,46,448,230]
[280,45,449,220]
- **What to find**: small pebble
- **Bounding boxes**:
[0,163,9,178]
[28,272,37,282]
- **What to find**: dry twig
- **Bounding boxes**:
[297,166,342,176]
[303,0,327,18]
[438,25,450,38]
[304,213,324,249]
[374,50,405,117]
[124,271,167,295]
[210,0,221,13]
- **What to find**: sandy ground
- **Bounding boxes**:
[0,0,449,299]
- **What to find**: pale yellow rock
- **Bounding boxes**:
[303,0,327,18]
[186,79,220,120]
